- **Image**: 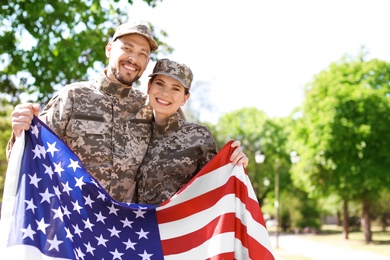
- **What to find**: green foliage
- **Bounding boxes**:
[211,107,316,225]
[276,189,321,231]
[371,189,390,230]
[291,51,390,201]
[213,107,269,151]
[0,106,12,202]
[0,0,170,107]
[212,108,273,197]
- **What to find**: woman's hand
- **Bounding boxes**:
[230,140,249,168]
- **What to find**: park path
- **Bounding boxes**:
[269,233,390,260]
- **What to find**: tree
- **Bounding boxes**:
[211,108,270,204]
[371,189,390,232]
[290,51,390,243]
[213,108,322,232]
[0,106,13,203]
[0,0,171,107]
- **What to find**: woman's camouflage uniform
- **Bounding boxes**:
[8,71,153,202]
[135,112,217,205]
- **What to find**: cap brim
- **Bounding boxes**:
[113,32,158,51]
[149,72,189,89]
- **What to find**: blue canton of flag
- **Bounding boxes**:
[4,117,164,260]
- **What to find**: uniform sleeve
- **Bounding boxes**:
[5,132,16,161]
[6,87,74,160]
[39,86,75,138]
[197,125,218,170]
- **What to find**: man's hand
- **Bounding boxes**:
[11,103,40,137]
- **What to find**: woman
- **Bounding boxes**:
[135,58,248,205]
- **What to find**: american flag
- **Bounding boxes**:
[0,116,275,260]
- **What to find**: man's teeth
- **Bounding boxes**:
[123,64,135,71]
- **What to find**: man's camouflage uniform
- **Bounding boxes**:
[135,112,217,205]
[7,70,153,202]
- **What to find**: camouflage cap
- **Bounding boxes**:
[112,22,158,51]
[149,59,193,90]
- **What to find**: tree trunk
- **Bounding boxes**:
[336,211,342,226]
[257,188,269,207]
[380,214,387,232]
[362,199,372,243]
[342,199,349,240]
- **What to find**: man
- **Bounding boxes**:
[7,22,158,202]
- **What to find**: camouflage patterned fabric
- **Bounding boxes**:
[135,112,217,205]
[149,58,193,90]
[37,70,153,202]
[112,22,158,51]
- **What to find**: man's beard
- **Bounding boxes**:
[111,67,140,86]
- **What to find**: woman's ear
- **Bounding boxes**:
[181,93,190,106]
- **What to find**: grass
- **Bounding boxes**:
[274,248,312,260]
[304,225,390,257]
[272,225,390,260]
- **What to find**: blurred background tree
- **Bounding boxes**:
[0,0,171,107]
[289,50,390,243]
[211,107,322,233]
[0,106,12,201]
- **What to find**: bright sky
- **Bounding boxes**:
[129,0,390,123]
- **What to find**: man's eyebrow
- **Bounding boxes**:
[119,40,132,46]
[119,40,150,53]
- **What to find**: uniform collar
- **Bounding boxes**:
[152,112,182,138]
[96,70,134,98]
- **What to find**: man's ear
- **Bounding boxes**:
[105,42,112,58]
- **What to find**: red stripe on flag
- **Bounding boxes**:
[159,140,266,224]
[158,174,259,224]
[157,140,275,259]
[234,212,274,260]
[160,141,236,207]
[242,232,275,260]
[161,213,236,255]
[158,175,271,256]
[195,140,236,176]
[161,212,273,259]
[206,252,235,260]
[233,170,266,226]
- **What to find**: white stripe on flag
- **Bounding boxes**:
[159,194,273,253]
[157,161,274,258]
[232,165,258,200]
[0,133,25,249]
[158,194,237,239]
[233,236,251,260]
[159,164,234,209]
[164,232,236,260]
[1,244,71,260]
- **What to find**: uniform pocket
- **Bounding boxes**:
[72,113,107,136]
